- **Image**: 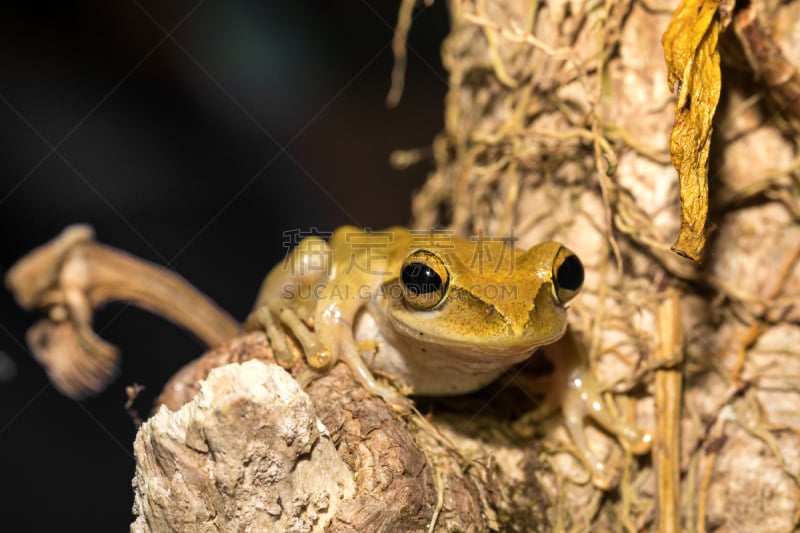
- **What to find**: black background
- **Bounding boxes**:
[0,2,448,529]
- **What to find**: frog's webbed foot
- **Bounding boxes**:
[246,305,330,369]
[515,333,651,489]
[558,367,651,489]
[311,335,412,412]
[247,305,412,412]
[338,340,413,413]
[564,367,652,453]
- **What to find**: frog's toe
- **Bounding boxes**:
[355,339,381,355]
[383,390,414,413]
[356,371,413,412]
[307,348,333,369]
[628,430,653,455]
[585,457,616,490]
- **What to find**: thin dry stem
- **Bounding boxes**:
[654,291,684,533]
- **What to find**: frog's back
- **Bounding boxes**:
[327,226,411,283]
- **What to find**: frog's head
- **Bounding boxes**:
[383,240,583,358]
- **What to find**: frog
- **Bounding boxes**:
[246,226,650,487]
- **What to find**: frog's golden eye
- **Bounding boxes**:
[400,250,449,310]
[552,247,584,304]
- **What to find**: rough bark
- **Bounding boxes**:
[149,333,551,532]
[131,360,355,532]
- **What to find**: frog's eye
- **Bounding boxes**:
[552,247,584,304]
[400,250,449,310]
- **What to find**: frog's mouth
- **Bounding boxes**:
[388,314,566,360]
[384,293,568,360]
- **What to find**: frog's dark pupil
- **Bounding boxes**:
[402,262,442,295]
[556,255,584,291]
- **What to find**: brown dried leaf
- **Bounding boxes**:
[662,0,722,262]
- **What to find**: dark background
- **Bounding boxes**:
[0,2,448,529]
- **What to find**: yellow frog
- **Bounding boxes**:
[247,226,650,487]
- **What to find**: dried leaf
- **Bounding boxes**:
[662,0,721,262]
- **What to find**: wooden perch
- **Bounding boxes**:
[147,333,550,532]
[4,224,242,398]
[131,360,357,532]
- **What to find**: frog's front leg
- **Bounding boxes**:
[245,236,332,369]
[247,239,410,410]
[515,330,651,489]
[252,303,410,411]
[314,302,412,411]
